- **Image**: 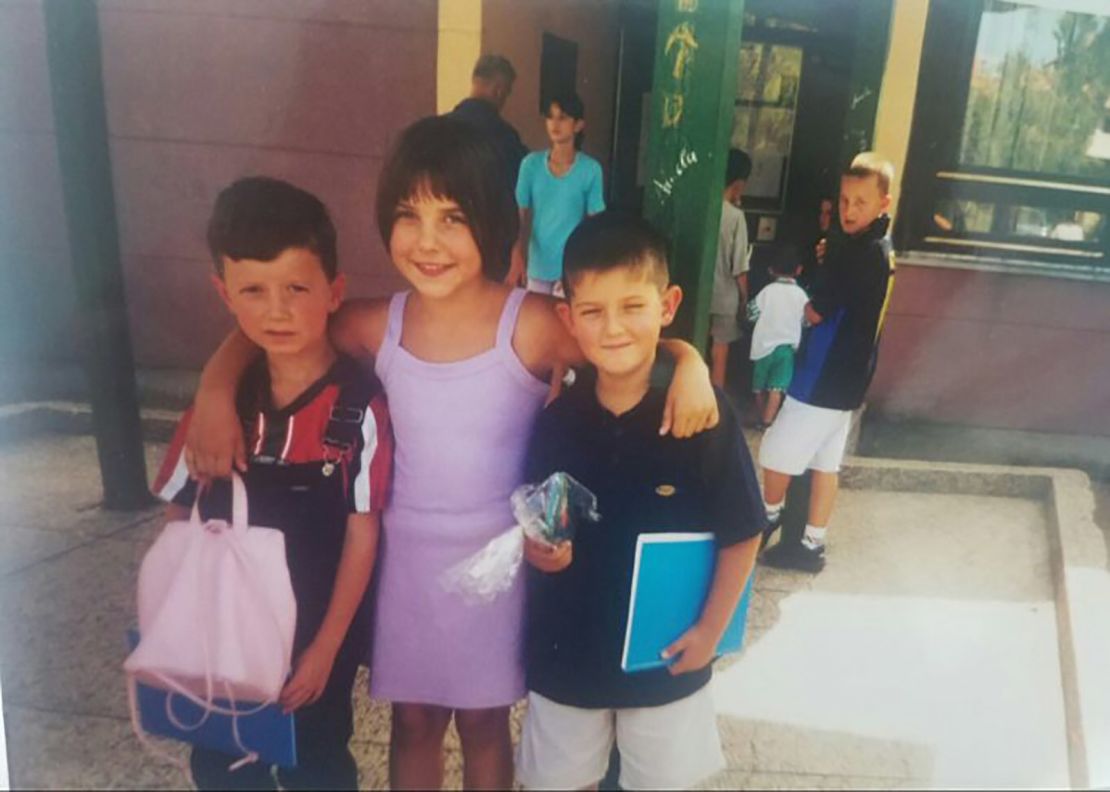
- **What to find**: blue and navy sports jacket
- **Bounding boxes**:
[788,215,896,411]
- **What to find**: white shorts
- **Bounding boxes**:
[516,687,724,790]
[758,395,852,475]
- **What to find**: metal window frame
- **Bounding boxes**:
[896,0,1110,272]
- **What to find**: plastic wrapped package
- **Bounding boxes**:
[440,472,599,604]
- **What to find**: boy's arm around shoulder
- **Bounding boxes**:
[656,338,719,438]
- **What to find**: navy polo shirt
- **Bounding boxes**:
[523,368,764,709]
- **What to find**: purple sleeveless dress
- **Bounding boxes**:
[370,288,549,708]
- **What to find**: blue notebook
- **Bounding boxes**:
[620,532,755,673]
[126,630,297,767]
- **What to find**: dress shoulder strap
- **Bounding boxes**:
[374,291,409,379]
[495,288,528,351]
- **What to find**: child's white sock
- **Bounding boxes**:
[764,499,784,524]
[802,524,827,550]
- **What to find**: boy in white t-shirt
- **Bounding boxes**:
[747,252,808,428]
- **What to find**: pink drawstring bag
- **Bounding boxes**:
[124,473,296,768]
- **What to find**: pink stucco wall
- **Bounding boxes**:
[869,263,1110,437]
[0,0,76,367]
[1,0,436,371]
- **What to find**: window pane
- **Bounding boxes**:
[958,0,1110,180]
[732,43,803,207]
[932,198,1105,242]
[1010,207,1105,241]
[933,199,995,234]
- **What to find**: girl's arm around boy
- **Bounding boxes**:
[185,296,719,480]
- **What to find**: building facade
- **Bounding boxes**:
[2,0,1107,449]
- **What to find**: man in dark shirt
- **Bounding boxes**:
[516,213,763,790]
[448,54,528,195]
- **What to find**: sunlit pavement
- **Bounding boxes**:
[0,433,1105,789]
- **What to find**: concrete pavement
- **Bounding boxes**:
[0,431,1105,789]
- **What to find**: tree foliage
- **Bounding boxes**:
[959,3,1110,180]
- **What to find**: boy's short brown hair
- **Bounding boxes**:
[845,151,895,196]
[207,176,337,280]
[561,211,670,299]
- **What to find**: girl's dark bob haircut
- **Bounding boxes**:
[376,115,518,281]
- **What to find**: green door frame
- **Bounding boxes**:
[643,0,894,348]
[840,0,895,163]
[643,0,745,349]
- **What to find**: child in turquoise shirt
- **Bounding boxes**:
[509,91,605,295]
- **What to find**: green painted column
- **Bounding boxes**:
[841,0,895,162]
[43,1,150,509]
[643,0,745,348]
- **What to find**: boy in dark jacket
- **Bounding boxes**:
[759,153,896,572]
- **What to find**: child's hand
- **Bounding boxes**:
[185,394,247,481]
[662,352,719,438]
[662,623,718,675]
[280,641,337,713]
[524,536,573,573]
[506,247,527,287]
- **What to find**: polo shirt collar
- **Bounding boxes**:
[568,367,666,431]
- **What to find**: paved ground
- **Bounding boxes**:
[0,433,1083,788]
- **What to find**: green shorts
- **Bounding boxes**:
[752,344,795,392]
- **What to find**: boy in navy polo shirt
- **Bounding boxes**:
[152,177,392,790]
[516,212,763,790]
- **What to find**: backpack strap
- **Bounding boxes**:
[320,367,381,480]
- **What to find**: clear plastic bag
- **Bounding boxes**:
[440,473,599,604]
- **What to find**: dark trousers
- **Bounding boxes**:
[190,647,361,791]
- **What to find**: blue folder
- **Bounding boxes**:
[126,630,297,767]
[620,532,755,673]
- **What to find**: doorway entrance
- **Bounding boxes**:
[610,0,864,277]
